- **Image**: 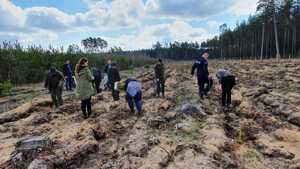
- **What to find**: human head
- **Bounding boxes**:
[75,57,88,73]
[107,59,112,64]
[50,66,56,73]
[158,59,162,63]
[202,52,209,60]
[66,60,70,64]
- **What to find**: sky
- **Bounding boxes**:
[0,0,259,50]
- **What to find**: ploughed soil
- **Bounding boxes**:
[1,59,300,169]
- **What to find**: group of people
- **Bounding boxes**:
[45,51,236,119]
[191,52,236,107]
[45,58,166,118]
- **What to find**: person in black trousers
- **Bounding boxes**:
[91,64,102,93]
[191,52,209,99]
[108,63,121,101]
[216,69,236,107]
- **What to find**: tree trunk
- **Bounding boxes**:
[273,14,281,60]
[260,23,265,60]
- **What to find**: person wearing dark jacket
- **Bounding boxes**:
[191,52,209,99]
[63,60,74,91]
[216,69,236,107]
[91,65,102,93]
[154,59,165,97]
[45,67,64,108]
[108,63,121,101]
[124,78,143,116]
[104,59,113,89]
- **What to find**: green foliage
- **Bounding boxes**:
[0,80,13,96]
[0,42,155,85]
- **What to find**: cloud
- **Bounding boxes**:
[0,0,256,50]
[105,21,215,50]
[229,0,259,16]
[25,7,75,31]
[146,0,236,18]
[0,0,25,31]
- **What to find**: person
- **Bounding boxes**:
[154,59,165,97]
[75,58,96,119]
[216,69,236,107]
[91,64,102,93]
[104,59,112,74]
[108,62,121,101]
[63,60,74,91]
[104,59,113,89]
[44,67,64,108]
[123,78,143,116]
[191,52,209,99]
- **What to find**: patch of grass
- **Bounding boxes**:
[0,81,13,96]
[244,150,258,159]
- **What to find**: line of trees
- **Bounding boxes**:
[0,41,154,85]
[201,0,300,60]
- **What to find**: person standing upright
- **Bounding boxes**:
[191,52,209,99]
[75,58,96,119]
[91,64,102,93]
[104,59,113,89]
[154,59,165,97]
[108,63,121,101]
[45,67,64,108]
[63,60,74,91]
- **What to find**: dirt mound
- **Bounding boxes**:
[1,60,300,169]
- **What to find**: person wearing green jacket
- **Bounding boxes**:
[75,58,96,119]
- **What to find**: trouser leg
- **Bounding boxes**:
[81,99,87,117]
[161,80,165,97]
[156,80,160,96]
[51,90,58,107]
[86,97,92,116]
[134,92,143,114]
[112,88,120,101]
[227,88,232,106]
[95,80,100,93]
[57,88,63,106]
[221,85,226,106]
[126,94,135,113]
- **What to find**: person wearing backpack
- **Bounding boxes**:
[91,64,102,93]
[216,69,236,107]
[45,67,64,108]
[75,58,96,119]
[154,59,165,97]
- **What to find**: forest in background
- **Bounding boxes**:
[201,0,300,59]
[1,0,300,89]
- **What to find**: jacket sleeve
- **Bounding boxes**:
[87,69,95,81]
[191,62,196,75]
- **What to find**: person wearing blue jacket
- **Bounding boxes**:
[191,52,209,99]
[124,78,143,116]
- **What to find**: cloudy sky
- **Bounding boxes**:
[0,0,258,50]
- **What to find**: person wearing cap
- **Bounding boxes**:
[45,67,64,108]
[216,69,236,107]
[154,59,165,97]
[191,52,210,99]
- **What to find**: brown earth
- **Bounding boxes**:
[0,59,300,169]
